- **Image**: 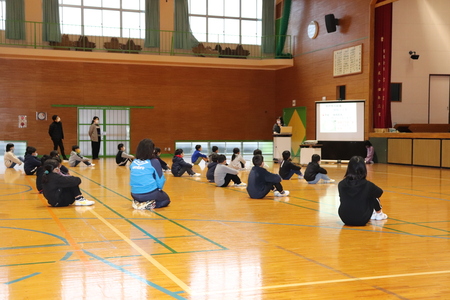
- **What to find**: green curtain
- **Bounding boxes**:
[261,0,275,54]
[276,0,291,57]
[5,0,25,40]
[173,0,198,50]
[144,0,160,48]
[42,0,61,42]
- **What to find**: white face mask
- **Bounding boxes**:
[277,120,281,124]
[33,152,38,156]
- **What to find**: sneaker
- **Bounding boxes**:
[374,212,388,221]
[274,190,290,197]
[88,164,95,167]
[190,173,201,177]
[297,175,304,179]
[323,179,335,183]
[73,198,95,206]
[370,210,377,220]
[132,200,156,210]
[234,182,247,187]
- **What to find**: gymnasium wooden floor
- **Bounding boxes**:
[1,157,450,299]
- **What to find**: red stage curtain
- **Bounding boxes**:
[373,2,392,128]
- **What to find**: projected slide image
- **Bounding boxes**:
[320,103,357,133]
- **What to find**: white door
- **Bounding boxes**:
[429,75,450,123]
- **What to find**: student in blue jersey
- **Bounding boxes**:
[129,139,170,210]
[191,144,209,165]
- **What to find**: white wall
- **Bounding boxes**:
[391,0,450,124]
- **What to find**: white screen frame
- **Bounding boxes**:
[315,100,365,141]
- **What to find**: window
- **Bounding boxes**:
[188,0,262,45]
[0,0,5,30]
[390,83,402,102]
[58,0,145,38]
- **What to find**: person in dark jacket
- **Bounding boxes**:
[41,159,94,207]
[304,154,334,184]
[154,147,169,171]
[36,155,51,193]
[24,146,41,175]
[171,149,200,177]
[116,143,135,166]
[247,155,289,199]
[48,115,68,160]
[279,150,303,179]
[50,151,70,175]
[206,154,219,182]
[338,156,387,226]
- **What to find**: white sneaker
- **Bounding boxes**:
[374,212,388,221]
[73,198,95,206]
[190,173,201,177]
[297,175,304,179]
[132,200,156,210]
[88,164,95,167]
[323,179,335,183]
[274,190,290,197]
[370,210,377,220]
[234,182,247,187]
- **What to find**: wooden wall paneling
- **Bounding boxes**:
[441,140,450,168]
[413,139,441,167]
[388,138,412,164]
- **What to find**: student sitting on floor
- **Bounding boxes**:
[279,150,303,180]
[41,159,95,207]
[253,149,269,169]
[36,155,51,193]
[304,154,334,184]
[338,156,387,225]
[154,147,170,172]
[206,153,219,182]
[172,149,200,177]
[116,143,135,166]
[69,145,94,167]
[208,145,219,162]
[24,146,41,175]
[50,150,70,175]
[214,154,246,187]
[130,139,170,210]
[4,143,24,168]
[191,144,209,165]
[230,147,246,170]
[247,155,289,199]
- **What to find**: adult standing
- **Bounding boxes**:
[272,116,284,134]
[88,116,101,159]
[48,115,68,160]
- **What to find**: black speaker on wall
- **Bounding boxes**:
[325,14,339,33]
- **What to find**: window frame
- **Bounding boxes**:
[0,0,5,30]
[58,0,145,38]
[188,0,262,45]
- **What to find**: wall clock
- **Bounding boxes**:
[307,21,319,39]
[36,112,47,120]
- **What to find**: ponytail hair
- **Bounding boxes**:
[42,159,60,183]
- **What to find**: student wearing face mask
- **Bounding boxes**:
[88,116,101,159]
[3,143,24,168]
[24,146,41,175]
